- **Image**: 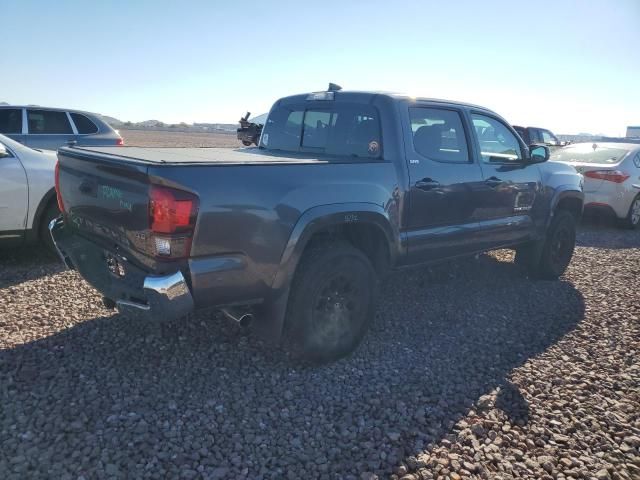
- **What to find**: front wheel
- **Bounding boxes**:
[285,241,377,363]
[516,210,576,280]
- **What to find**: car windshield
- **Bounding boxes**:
[551,144,630,164]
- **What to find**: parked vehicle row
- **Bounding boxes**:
[0,105,123,150]
[50,86,584,362]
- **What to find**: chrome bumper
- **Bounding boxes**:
[116,270,194,320]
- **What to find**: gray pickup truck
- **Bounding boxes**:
[51,87,583,362]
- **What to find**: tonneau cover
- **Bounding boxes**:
[64,146,332,165]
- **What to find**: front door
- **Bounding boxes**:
[469,113,542,249]
[0,142,28,237]
[405,105,486,263]
[25,109,76,150]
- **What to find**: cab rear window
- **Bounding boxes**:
[260,104,382,158]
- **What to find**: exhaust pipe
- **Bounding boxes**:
[221,308,253,328]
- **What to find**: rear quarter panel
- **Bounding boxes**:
[148,161,401,305]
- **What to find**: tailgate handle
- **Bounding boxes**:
[79,179,96,195]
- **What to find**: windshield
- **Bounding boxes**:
[551,144,630,164]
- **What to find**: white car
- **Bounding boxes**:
[0,133,60,250]
[551,142,640,228]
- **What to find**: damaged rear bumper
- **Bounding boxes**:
[49,217,194,321]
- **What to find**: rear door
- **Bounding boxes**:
[469,112,542,248]
[405,105,486,263]
[0,108,25,144]
[25,109,76,150]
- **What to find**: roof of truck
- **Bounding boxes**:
[277,90,498,115]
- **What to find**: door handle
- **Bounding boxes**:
[485,176,503,187]
[415,178,441,190]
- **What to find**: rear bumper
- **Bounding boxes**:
[584,191,630,219]
[49,217,194,321]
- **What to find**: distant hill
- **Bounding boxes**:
[100,115,123,126]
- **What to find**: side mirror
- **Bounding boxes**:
[529,144,549,163]
[0,144,10,158]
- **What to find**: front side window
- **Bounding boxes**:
[471,114,523,163]
[260,103,382,158]
[410,107,469,163]
[541,130,558,144]
[0,109,23,134]
[70,112,99,134]
[27,109,72,134]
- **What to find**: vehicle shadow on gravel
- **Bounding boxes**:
[0,253,585,478]
[0,245,62,289]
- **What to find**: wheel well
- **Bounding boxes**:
[303,222,391,275]
[556,196,583,222]
[36,192,58,237]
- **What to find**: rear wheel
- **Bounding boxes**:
[39,202,60,254]
[516,210,576,280]
[620,195,640,229]
[285,241,377,363]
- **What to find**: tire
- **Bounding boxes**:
[242,140,252,146]
[516,210,576,280]
[285,241,377,363]
[620,195,640,230]
[39,202,60,254]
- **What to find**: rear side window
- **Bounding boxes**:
[70,112,99,134]
[409,107,469,163]
[0,108,23,134]
[261,103,382,158]
[27,109,73,134]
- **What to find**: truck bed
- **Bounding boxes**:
[64,146,333,166]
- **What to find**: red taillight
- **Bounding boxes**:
[149,185,199,259]
[116,138,124,146]
[54,161,65,212]
[150,186,198,233]
[584,170,630,183]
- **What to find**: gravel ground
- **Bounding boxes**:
[0,220,638,480]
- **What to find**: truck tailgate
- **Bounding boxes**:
[57,149,151,256]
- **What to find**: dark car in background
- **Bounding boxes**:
[0,105,122,150]
[513,125,567,149]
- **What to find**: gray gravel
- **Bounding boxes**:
[0,220,638,479]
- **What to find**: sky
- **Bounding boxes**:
[2,0,639,136]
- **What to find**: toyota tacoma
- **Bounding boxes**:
[51,86,583,362]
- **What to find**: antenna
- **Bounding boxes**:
[328,83,342,92]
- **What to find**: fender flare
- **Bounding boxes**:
[272,202,398,291]
[547,187,584,227]
[254,202,398,343]
[26,187,57,243]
